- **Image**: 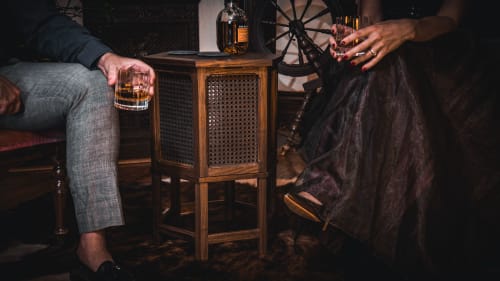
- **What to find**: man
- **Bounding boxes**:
[0,1,155,280]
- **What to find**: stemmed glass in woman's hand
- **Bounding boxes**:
[333,16,370,57]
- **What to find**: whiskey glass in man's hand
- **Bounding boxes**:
[114,65,151,111]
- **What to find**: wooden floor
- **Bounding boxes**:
[0,150,398,281]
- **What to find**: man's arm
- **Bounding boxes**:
[7,0,155,96]
[8,0,112,69]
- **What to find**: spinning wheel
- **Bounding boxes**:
[251,0,355,153]
[251,0,351,92]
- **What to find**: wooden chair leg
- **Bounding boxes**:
[52,146,68,238]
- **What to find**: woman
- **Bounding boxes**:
[284,0,500,278]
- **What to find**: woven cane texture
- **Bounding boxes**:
[207,74,259,166]
[158,73,194,165]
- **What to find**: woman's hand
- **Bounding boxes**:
[329,18,417,71]
[97,52,156,96]
[0,75,22,115]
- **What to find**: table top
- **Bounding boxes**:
[144,51,279,68]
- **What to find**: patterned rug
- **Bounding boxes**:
[0,150,395,281]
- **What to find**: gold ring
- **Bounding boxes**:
[369,49,378,56]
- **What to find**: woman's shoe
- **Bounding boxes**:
[283,192,323,223]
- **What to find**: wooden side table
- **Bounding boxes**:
[144,52,277,260]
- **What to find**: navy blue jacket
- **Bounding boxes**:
[0,0,112,68]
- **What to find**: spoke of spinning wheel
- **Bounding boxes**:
[260,20,289,29]
[290,0,298,20]
[299,0,313,21]
[264,30,291,47]
[280,35,295,58]
[304,27,332,35]
[271,0,292,22]
[261,19,289,30]
[303,7,331,25]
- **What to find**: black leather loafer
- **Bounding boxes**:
[283,192,323,223]
[70,260,136,281]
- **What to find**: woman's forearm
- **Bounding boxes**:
[410,16,459,42]
[359,0,464,42]
[411,0,464,42]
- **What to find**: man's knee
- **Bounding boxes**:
[71,67,113,107]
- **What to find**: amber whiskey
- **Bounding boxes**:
[216,0,248,55]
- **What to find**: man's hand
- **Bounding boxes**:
[97,52,156,96]
[0,75,22,115]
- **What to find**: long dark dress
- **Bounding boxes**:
[294,1,500,278]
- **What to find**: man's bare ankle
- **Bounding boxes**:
[77,231,113,271]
